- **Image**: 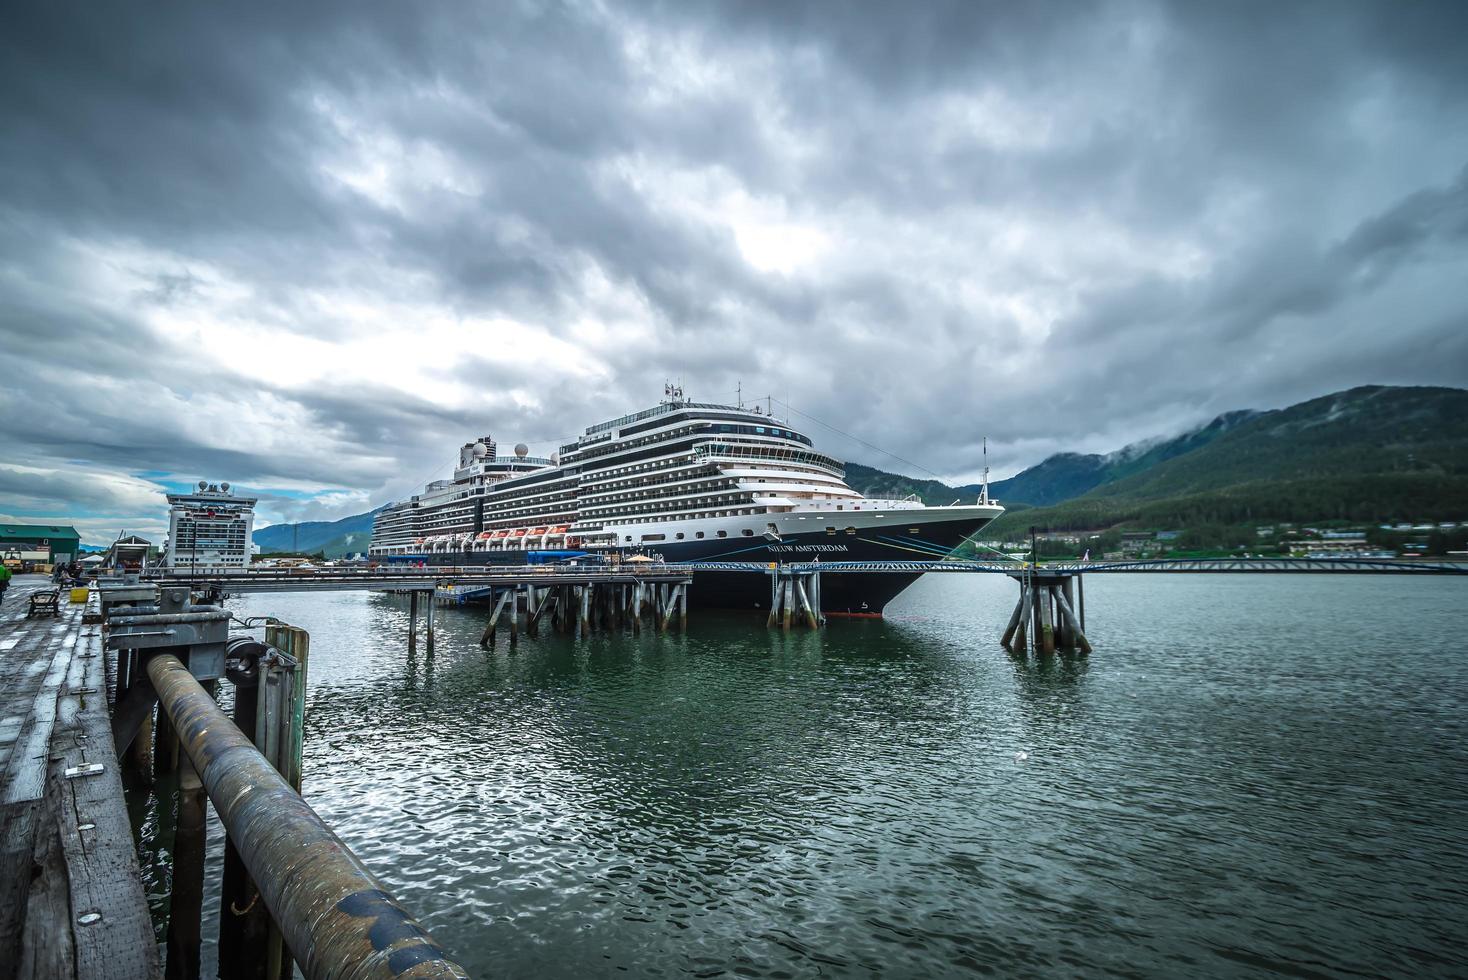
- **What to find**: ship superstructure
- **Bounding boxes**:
[370,395,1003,612]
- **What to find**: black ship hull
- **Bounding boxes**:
[389,516,991,615]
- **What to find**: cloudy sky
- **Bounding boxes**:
[3,1,1466,543]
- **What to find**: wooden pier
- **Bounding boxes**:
[1,577,157,980]
[0,575,468,980]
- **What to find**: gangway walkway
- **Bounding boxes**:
[673,557,1468,575]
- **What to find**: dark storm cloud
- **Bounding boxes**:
[2,0,1466,538]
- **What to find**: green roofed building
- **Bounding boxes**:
[0,523,82,565]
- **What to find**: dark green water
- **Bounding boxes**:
[146,574,1468,977]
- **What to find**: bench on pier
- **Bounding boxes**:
[27,589,61,618]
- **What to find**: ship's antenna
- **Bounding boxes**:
[767,394,772,416]
[736,380,742,409]
[981,436,990,505]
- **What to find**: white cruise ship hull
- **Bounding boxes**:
[396,504,1001,615]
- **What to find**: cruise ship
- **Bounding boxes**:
[369,394,1004,614]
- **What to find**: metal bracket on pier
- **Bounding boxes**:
[107,586,230,680]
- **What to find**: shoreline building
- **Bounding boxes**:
[165,482,256,569]
[0,523,81,567]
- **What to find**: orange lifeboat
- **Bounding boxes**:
[550,525,569,534]
[512,529,527,538]
[492,530,508,539]
[477,531,494,540]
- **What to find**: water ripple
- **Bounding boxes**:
[127,576,1468,977]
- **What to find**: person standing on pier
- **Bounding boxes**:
[0,562,10,605]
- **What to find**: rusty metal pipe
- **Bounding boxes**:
[110,611,229,625]
[145,654,470,980]
[106,604,226,617]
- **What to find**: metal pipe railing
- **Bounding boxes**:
[145,654,470,980]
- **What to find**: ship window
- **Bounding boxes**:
[625,535,632,542]
[696,531,705,539]
[826,526,836,535]
[909,527,920,534]
[716,530,728,538]
[837,505,843,510]
[742,529,754,537]
[845,527,856,535]
[642,534,666,542]
[676,532,685,540]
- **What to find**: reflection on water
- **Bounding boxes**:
[134,574,1468,977]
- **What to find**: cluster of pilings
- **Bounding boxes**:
[473,580,690,647]
[399,578,691,651]
[766,566,825,629]
[99,581,467,980]
[1001,570,1092,655]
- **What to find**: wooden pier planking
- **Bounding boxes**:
[0,578,159,980]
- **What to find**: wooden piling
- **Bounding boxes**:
[154,693,180,780]
[1001,588,1026,651]
[1057,578,1077,649]
[1017,583,1033,653]
[425,590,436,651]
[794,579,818,629]
[166,747,208,979]
[408,591,419,649]
[1052,586,1093,655]
[128,704,154,782]
[218,662,269,980]
[1078,574,1086,632]
[1038,585,1055,654]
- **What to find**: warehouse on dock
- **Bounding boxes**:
[0,522,82,567]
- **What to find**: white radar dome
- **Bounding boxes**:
[514,443,529,458]
[471,442,488,458]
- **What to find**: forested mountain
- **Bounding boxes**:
[252,509,379,554]
[984,385,1468,533]
[988,410,1259,506]
[840,462,981,507]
